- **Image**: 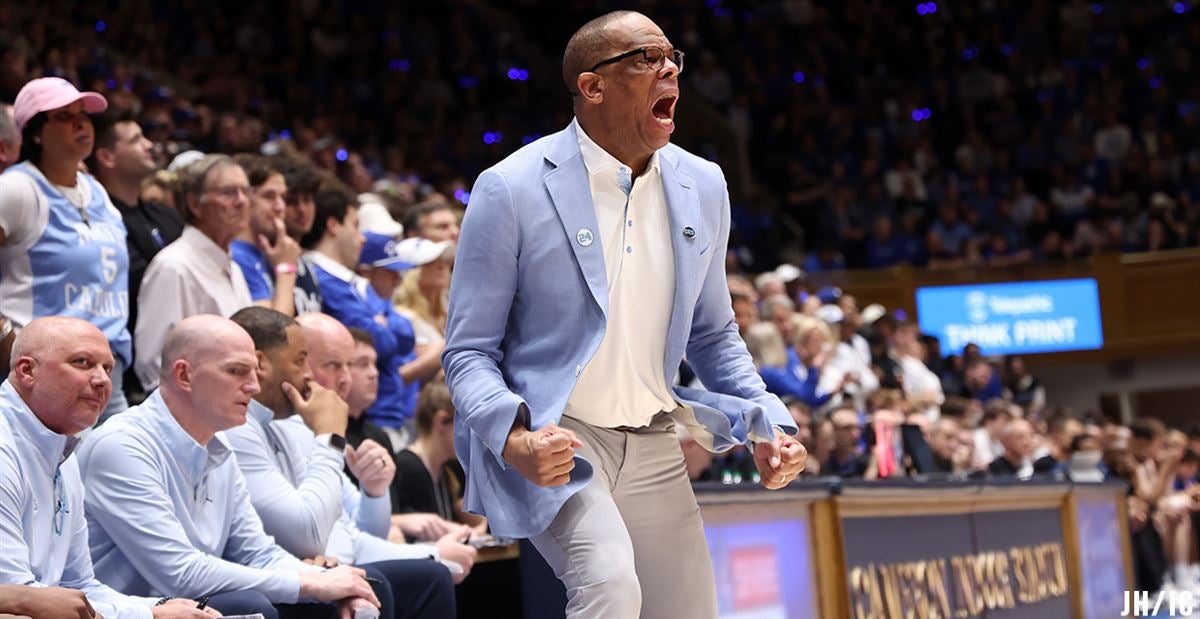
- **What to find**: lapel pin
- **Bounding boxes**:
[683,226,696,239]
[577,228,594,247]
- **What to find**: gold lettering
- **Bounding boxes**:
[973,554,998,610]
[851,564,886,619]
[898,563,914,619]
[994,551,1015,608]
[1031,546,1045,602]
[904,562,924,619]
[928,559,953,619]
[851,566,868,619]
[1029,545,1046,599]
[1050,543,1069,595]
[953,555,982,616]
[880,562,904,617]
[855,544,1069,618]
[1010,547,1030,604]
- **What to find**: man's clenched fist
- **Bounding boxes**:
[503,422,583,486]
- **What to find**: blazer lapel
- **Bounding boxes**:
[544,128,609,317]
[661,149,702,379]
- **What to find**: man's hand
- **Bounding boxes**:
[435,526,478,584]
[502,422,582,487]
[346,440,395,498]
[283,379,349,437]
[258,218,302,269]
[298,565,380,607]
[754,430,807,490]
[339,597,378,619]
[151,599,221,618]
[302,555,340,568]
[0,586,96,619]
[392,512,458,542]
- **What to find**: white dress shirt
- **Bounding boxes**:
[820,338,880,410]
[226,402,436,565]
[563,120,678,429]
[898,354,944,420]
[0,381,155,618]
[77,391,318,602]
[134,225,254,389]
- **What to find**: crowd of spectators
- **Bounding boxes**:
[704,270,1200,595]
[656,0,1200,271]
[0,68,479,614]
[2,0,1200,612]
[6,1,1200,276]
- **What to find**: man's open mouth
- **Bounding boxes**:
[652,95,677,124]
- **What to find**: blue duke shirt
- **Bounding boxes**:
[230,239,274,303]
[77,390,319,602]
[306,251,417,428]
[0,381,154,618]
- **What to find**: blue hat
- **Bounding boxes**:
[359,233,453,272]
[816,286,842,304]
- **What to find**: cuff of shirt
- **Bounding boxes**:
[467,394,529,471]
[266,567,304,604]
[358,490,393,538]
[749,424,791,444]
[90,601,153,619]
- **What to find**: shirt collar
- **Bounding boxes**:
[573,118,661,182]
[247,399,276,427]
[181,225,233,270]
[0,380,79,470]
[142,389,233,481]
[305,250,358,283]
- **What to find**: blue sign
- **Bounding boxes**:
[916,278,1104,355]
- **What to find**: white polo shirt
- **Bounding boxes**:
[563,120,678,429]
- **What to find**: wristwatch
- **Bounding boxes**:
[314,433,347,452]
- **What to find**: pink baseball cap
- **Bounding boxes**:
[12,77,108,132]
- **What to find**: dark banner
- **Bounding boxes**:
[841,509,1071,619]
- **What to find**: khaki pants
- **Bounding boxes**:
[529,414,718,619]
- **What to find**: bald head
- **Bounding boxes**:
[10,317,114,435]
[296,313,353,350]
[160,314,255,379]
[297,313,354,398]
[156,315,260,442]
[562,10,639,94]
[12,316,108,362]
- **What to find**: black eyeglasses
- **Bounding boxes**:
[588,46,685,74]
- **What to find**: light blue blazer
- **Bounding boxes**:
[442,123,797,538]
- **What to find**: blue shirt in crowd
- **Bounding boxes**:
[306,251,416,429]
[230,239,274,302]
[758,348,833,409]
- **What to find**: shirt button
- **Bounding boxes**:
[626,246,633,254]
[627,220,633,227]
